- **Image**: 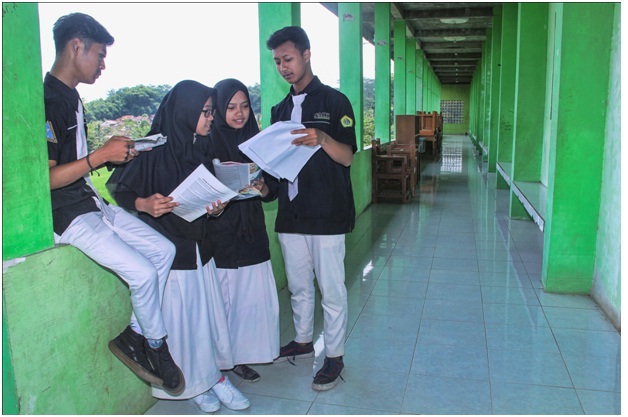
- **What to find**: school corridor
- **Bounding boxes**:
[146,135,620,415]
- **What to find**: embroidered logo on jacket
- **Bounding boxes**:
[45,121,57,143]
[340,115,354,128]
[314,112,331,121]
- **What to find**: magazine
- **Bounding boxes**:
[212,159,262,200]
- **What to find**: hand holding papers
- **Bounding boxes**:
[133,134,167,151]
[169,164,237,222]
[238,121,320,182]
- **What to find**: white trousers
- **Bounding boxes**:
[278,233,347,358]
[55,205,175,340]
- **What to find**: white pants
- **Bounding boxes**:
[278,233,347,358]
[55,206,175,340]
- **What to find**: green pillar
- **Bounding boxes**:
[374,2,391,143]
[257,2,301,289]
[480,29,492,156]
[2,2,54,260]
[393,20,407,116]
[478,53,487,151]
[415,50,424,112]
[497,3,518,166]
[488,6,502,173]
[338,3,363,150]
[543,3,614,293]
[405,40,416,113]
[509,3,549,219]
[258,3,300,128]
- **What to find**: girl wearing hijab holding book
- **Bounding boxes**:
[107,80,250,412]
[207,78,280,383]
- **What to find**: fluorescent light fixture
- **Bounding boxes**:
[444,36,467,42]
[440,17,469,24]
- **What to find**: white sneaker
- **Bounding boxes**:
[192,390,221,413]
[210,376,250,410]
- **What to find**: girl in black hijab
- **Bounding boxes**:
[108,80,250,412]
[207,78,279,383]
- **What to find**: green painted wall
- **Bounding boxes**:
[4,246,156,414]
[374,3,391,143]
[339,2,363,150]
[405,40,416,113]
[440,84,470,134]
[591,3,621,327]
[2,3,54,260]
[508,3,548,219]
[258,2,300,130]
[393,20,407,117]
[543,3,614,293]
[497,3,517,165]
[488,6,503,171]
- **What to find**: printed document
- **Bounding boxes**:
[238,120,320,182]
[169,164,238,222]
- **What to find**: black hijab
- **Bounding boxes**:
[107,80,216,269]
[206,79,262,257]
[208,78,259,163]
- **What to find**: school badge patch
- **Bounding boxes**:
[340,115,354,128]
[45,121,57,143]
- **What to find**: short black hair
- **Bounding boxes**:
[52,13,114,54]
[266,26,310,54]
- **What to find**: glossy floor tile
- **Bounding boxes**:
[147,135,620,415]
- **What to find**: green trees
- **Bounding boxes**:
[84,84,170,122]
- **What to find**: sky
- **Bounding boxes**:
[38,2,375,102]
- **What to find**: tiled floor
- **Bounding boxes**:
[147,135,620,415]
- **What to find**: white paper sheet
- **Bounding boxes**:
[238,121,319,182]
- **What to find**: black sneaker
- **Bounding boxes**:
[108,326,162,386]
[312,356,344,391]
[144,339,185,395]
[232,364,261,382]
[274,340,315,363]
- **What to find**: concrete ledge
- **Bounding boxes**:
[3,245,156,414]
[512,180,548,232]
[496,161,547,232]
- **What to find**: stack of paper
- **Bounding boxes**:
[238,121,320,182]
[133,134,167,151]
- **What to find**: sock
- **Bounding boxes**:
[147,338,163,349]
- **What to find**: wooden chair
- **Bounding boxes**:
[418,111,440,160]
[387,140,419,196]
[395,115,420,146]
[371,139,411,203]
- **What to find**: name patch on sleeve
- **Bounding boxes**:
[46,121,57,143]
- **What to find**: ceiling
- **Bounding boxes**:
[321,3,496,85]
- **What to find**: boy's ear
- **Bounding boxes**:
[69,38,83,56]
[303,49,311,63]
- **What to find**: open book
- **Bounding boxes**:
[238,121,320,182]
[212,159,262,199]
[133,134,167,152]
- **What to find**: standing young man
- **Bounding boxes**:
[45,13,183,395]
[263,26,356,391]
